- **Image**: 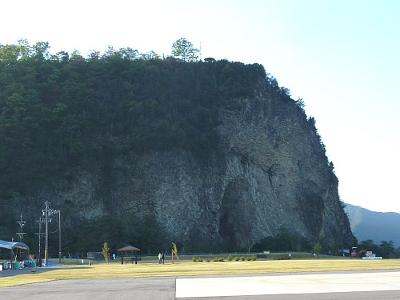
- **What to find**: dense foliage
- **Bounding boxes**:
[358,240,400,258]
[252,232,400,258]
[251,229,312,252]
[0,41,266,194]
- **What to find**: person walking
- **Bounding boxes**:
[162,252,165,264]
[158,252,162,264]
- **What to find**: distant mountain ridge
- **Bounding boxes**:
[345,203,400,246]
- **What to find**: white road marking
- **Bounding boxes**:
[175,271,400,298]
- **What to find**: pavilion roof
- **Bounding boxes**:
[117,245,140,252]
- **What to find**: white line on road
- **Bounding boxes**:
[176,271,400,298]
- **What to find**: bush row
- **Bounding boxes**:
[192,256,257,262]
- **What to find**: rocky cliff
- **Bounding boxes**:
[0,53,354,254]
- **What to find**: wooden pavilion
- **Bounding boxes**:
[117,245,140,264]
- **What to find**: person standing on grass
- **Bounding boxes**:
[158,252,162,264]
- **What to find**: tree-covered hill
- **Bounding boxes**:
[0,41,266,197]
[345,203,400,247]
[0,41,354,255]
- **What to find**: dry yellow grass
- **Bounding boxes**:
[1,259,400,288]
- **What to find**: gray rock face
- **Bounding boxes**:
[15,85,353,251]
[40,85,354,252]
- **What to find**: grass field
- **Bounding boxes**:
[1,259,400,288]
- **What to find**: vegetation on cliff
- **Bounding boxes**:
[0,40,341,255]
[0,41,267,195]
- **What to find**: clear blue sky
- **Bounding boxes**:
[1,0,399,212]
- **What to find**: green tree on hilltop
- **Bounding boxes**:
[171,38,199,62]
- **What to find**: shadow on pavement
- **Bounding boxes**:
[0,266,91,278]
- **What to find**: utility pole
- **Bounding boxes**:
[41,201,61,266]
[16,213,26,241]
[35,217,44,266]
[39,217,42,265]
[58,210,61,263]
[43,201,49,266]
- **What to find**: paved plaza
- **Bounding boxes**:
[1,271,400,299]
[177,271,400,299]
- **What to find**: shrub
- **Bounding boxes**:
[234,257,241,261]
[101,242,110,263]
[241,257,246,261]
[227,256,234,261]
[313,242,322,256]
[192,257,198,262]
[246,257,252,261]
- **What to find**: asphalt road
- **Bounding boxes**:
[0,277,175,300]
[1,273,400,300]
